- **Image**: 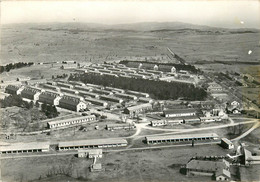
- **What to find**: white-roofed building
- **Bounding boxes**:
[145,133,219,144]
[0,142,49,154]
[78,149,102,158]
[124,103,152,118]
[47,115,96,129]
[58,138,127,150]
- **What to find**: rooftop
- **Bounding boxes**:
[59,138,127,147]
[0,142,49,152]
[163,108,196,114]
[146,133,219,141]
[48,115,96,125]
[127,103,152,111]
[186,159,229,172]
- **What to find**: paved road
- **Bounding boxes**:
[231,122,260,141]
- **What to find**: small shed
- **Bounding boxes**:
[90,163,102,172]
[78,149,102,158]
[220,138,234,149]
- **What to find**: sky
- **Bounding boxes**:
[1,0,260,29]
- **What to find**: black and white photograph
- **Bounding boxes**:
[0,0,259,181]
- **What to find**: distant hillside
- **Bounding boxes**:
[3,21,260,33]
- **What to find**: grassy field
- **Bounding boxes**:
[1,23,259,66]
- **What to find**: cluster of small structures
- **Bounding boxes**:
[75,63,200,85]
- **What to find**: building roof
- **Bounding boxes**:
[127,103,152,111]
[92,163,102,170]
[125,90,149,96]
[186,159,229,172]
[78,149,102,155]
[138,97,153,102]
[221,138,233,145]
[146,133,219,141]
[39,91,60,99]
[48,115,96,125]
[58,138,127,147]
[100,95,123,102]
[5,85,20,91]
[85,97,107,104]
[21,87,41,95]
[244,148,260,162]
[215,169,231,178]
[163,108,196,115]
[114,93,137,99]
[0,142,49,152]
[106,123,134,128]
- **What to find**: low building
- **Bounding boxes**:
[60,87,79,95]
[90,163,102,172]
[145,133,219,144]
[124,103,153,118]
[138,97,153,103]
[56,82,74,89]
[220,138,234,149]
[78,149,102,158]
[78,90,99,98]
[5,85,24,95]
[100,72,119,77]
[0,142,49,154]
[106,123,136,130]
[128,73,147,79]
[86,83,104,89]
[39,91,62,105]
[243,148,260,165]
[59,96,88,112]
[74,85,93,92]
[185,159,230,181]
[114,93,138,100]
[207,82,223,92]
[23,79,47,86]
[99,95,123,103]
[183,116,201,124]
[125,90,149,98]
[150,120,168,127]
[104,87,125,93]
[163,108,196,118]
[92,88,113,95]
[47,115,96,129]
[38,83,59,91]
[20,87,42,101]
[200,116,222,123]
[58,138,128,150]
[60,64,78,69]
[85,97,108,107]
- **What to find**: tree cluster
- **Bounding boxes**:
[0,62,33,73]
[41,103,59,118]
[69,73,207,101]
[0,94,34,109]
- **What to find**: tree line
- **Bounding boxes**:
[0,62,34,74]
[69,73,207,100]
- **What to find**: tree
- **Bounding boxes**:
[35,101,40,108]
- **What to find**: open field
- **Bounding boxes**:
[1,23,259,66]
